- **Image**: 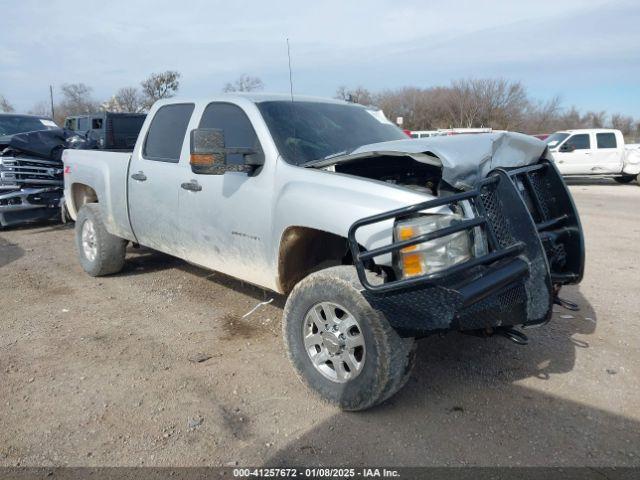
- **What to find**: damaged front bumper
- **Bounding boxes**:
[0,187,63,227]
[0,155,64,228]
[348,160,585,336]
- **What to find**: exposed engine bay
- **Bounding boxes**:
[334,154,443,196]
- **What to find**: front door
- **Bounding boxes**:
[178,102,275,289]
[554,133,593,175]
[128,103,195,255]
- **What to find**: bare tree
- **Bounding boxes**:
[101,96,121,113]
[223,74,264,93]
[582,110,607,128]
[141,71,181,109]
[59,83,98,114]
[0,94,15,113]
[50,83,100,124]
[557,106,582,130]
[108,87,145,113]
[446,80,481,128]
[611,113,635,141]
[335,86,374,105]
[374,79,531,131]
[331,77,639,138]
[523,96,562,133]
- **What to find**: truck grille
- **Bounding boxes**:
[0,156,63,187]
[503,161,584,285]
[479,187,514,248]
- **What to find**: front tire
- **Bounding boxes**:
[75,204,127,276]
[283,266,415,411]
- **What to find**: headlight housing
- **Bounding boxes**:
[394,214,472,278]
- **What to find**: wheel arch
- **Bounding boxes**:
[67,183,99,219]
[276,226,355,294]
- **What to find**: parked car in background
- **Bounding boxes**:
[0,114,64,227]
[63,94,584,410]
[546,129,640,183]
[64,112,146,151]
[0,113,58,149]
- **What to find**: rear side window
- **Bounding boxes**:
[596,133,617,149]
[143,104,195,162]
[199,102,262,165]
[566,134,590,150]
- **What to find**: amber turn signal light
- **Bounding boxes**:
[190,153,215,166]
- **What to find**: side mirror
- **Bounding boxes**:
[189,128,264,175]
[559,143,575,153]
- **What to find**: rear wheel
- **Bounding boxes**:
[283,265,415,411]
[613,175,635,184]
[75,204,127,276]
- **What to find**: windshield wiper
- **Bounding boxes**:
[301,150,351,168]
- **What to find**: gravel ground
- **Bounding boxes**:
[1,180,639,467]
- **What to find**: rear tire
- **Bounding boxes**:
[283,265,415,411]
[75,204,127,276]
[613,175,634,184]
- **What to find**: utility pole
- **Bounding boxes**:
[49,85,55,119]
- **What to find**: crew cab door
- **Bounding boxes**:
[177,102,275,289]
[590,131,624,174]
[128,103,195,255]
[554,133,592,174]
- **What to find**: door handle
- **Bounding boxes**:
[131,171,147,181]
[181,180,202,192]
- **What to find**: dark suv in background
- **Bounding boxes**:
[64,112,146,151]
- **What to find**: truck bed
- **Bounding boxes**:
[62,149,135,241]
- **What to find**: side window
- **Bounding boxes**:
[596,133,617,149]
[92,118,103,129]
[143,103,195,162]
[77,117,89,131]
[199,103,262,165]
[565,134,590,150]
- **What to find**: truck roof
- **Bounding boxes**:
[556,128,620,134]
[158,92,350,106]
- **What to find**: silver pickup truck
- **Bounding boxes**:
[63,93,585,410]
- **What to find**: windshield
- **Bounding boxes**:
[0,115,55,136]
[545,132,570,149]
[257,101,407,165]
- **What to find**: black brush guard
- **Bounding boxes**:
[347,160,584,336]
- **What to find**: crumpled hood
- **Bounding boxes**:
[325,132,548,190]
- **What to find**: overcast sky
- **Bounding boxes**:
[1,0,638,117]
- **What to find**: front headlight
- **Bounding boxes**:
[394,214,472,278]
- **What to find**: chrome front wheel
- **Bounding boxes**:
[303,301,366,383]
[283,265,416,411]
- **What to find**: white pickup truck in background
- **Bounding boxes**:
[545,128,640,183]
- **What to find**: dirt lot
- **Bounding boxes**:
[1,180,639,467]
